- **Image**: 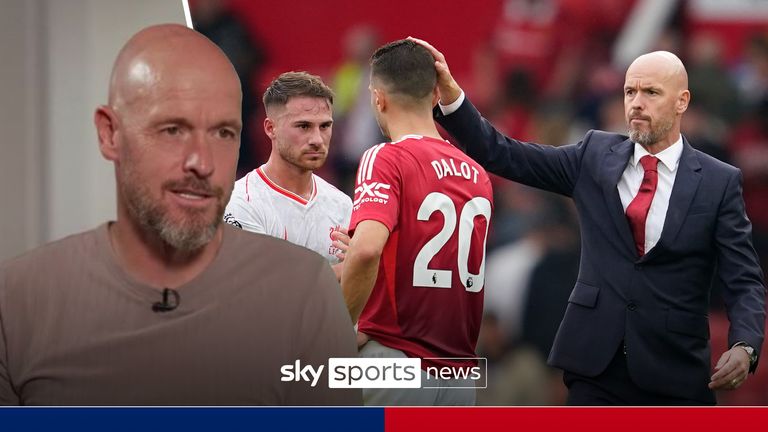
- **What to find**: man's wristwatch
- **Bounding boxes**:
[734,342,759,373]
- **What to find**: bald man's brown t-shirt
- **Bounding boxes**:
[0,224,360,405]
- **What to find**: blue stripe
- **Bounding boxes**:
[0,407,384,432]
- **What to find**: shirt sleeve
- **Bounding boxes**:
[715,170,766,357]
[224,187,268,234]
[349,144,401,235]
[438,90,466,116]
[0,269,21,405]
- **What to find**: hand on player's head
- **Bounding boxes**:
[406,36,462,105]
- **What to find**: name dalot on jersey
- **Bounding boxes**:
[431,158,480,184]
[353,181,391,209]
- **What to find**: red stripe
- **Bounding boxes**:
[385,407,768,432]
[256,167,309,205]
[244,172,251,202]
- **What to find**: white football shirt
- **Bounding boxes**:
[224,166,353,263]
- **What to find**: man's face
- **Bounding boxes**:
[623,64,680,147]
[267,96,332,172]
[116,67,241,251]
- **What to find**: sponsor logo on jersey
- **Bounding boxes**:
[328,225,343,257]
[353,182,391,206]
[328,225,343,240]
[223,213,242,229]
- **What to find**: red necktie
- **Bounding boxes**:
[626,155,659,257]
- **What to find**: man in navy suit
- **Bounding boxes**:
[411,38,766,405]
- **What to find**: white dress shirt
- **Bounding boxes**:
[617,138,683,254]
[439,91,466,116]
[440,91,684,254]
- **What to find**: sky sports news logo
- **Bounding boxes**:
[280,358,487,389]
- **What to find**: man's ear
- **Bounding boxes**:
[94,105,119,161]
[677,90,690,114]
[431,86,440,108]
[373,88,387,113]
[264,116,276,140]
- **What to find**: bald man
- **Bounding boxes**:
[413,39,765,405]
[0,24,360,406]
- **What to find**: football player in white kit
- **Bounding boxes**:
[224,72,353,280]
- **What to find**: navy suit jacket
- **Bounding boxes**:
[437,99,766,403]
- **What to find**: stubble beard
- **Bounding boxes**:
[121,164,226,253]
[278,142,327,172]
[628,116,674,147]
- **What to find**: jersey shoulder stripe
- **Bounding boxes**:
[244,171,252,202]
[364,143,386,181]
[357,143,387,184]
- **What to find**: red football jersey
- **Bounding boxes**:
[350,135,493,368]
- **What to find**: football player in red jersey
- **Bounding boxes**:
[341,39,493,405]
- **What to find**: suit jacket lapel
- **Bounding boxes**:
[601,139,636,258]
[642,139,702,262]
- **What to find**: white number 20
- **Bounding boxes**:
[413,192,491,292]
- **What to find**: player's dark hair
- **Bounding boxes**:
[370,39,436,102]
[263,71,334,111]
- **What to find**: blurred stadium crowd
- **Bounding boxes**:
[191,0,768,405]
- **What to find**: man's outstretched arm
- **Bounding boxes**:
[409,36,583,197]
